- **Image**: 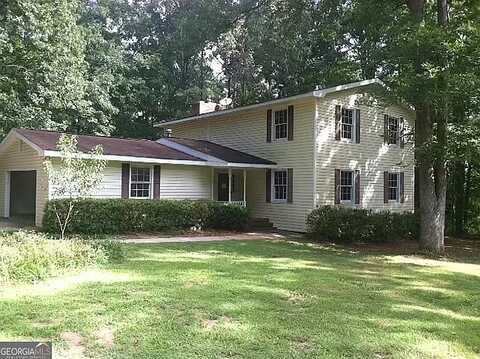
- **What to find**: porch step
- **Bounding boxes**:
[247,218,276,230]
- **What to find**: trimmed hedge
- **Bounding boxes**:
[43,199,249,234]
[306,206,419,242]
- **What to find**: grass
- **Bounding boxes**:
[0,238,479,358]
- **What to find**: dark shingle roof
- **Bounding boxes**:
[16,129,204,162]
[167,138,276,165]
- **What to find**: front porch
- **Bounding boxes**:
[211,168,248,207]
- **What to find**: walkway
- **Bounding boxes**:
[118,231,300,244]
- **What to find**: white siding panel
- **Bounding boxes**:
[0,140,48,226]
[315,89,415,212]
[49,160,122,199]
[160,165,211,200]
[171,99,317,232]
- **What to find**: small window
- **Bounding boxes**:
[340,170,354,202]
[130,167,151,199]
[274,109,288,140]
[341,108,354,140]
[388,172,399,201]
[273,170,288,201]
[387,116,399,145]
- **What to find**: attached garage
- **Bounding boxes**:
[7,170,37,223]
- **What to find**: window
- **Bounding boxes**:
[130,167,151,198]
[388,172,399,201]
[341,108,354,140]
[274,109,288,140]
[340,170,354,202]
[387,116,399,144]
[273,170,287,201]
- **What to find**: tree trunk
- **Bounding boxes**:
[415,105,446,252]
[453,160,466,236]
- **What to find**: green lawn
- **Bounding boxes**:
[1,239,479,358]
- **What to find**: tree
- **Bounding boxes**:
[44,134,107,239]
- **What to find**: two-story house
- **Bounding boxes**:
[0,79,414,231]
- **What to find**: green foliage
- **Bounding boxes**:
[43,199,249,234]
[0,231,117,283]
[306,206,419,242]
[204,202,249,231]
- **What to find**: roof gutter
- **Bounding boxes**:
[43,150,277,169]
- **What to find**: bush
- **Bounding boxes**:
[0,231,117,283]
[306,206,419,242]
[43,199,249,234]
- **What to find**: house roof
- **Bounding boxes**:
[159,137,276,165]
[15,128,203,162]
[156,79,383,127]
[5,128,276,168]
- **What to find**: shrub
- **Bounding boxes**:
[306,206,419,242]
[0,231,117,283]
[205,202,249,231]
[43,199,249,234]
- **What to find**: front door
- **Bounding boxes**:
[218,173,229,201]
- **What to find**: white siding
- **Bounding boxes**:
[49,160,122,199]
[0,139,48,226]
[315,89,415,212]
[171,99,317,232]
[160,164,211,200]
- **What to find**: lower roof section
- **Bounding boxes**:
[1,128,277,169]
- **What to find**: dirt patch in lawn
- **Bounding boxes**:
[59,331,86,358]
[94,327,115,349]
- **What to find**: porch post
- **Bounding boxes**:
[211,167,214,200]
[243,169,247,205]
[228,168,232,203]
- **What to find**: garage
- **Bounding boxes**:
[8,170,37,224]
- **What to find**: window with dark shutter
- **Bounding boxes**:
[383,171,389,203]
[153,165,161,199]
[287,168,293,203]
[335,105,341,140]
[266,169,271,202]
[287,105,294,141]
[335,169,340,204]
[354,170,361,204]
[121,163,130,199]
[400,172,405,203]
[266,110,272,143]
[400,118,405,148]
[355,109,361,143]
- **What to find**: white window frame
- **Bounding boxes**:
[272,169,288,203]
[129,166,153,199]
[388,172,400,202]
[339,170,355,204]
[273,109,288,142]
[340,108,356,143]
[387,115,399,145]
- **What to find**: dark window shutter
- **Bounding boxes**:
[400,117,405,148]
[384,115,389,144]
[153,165,161,199]
[334,169,340,204]
[287,105,294,141]
[354,170,361,204]
[400,172,405,203]
[287,168,293,203]
[121,163,130,199]
[266,169,271,202]
[266,110,272,143]
[384,171,389,203]
[355,109,361,143]
[335,105,341,140]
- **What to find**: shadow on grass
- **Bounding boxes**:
[0,240,479,358]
